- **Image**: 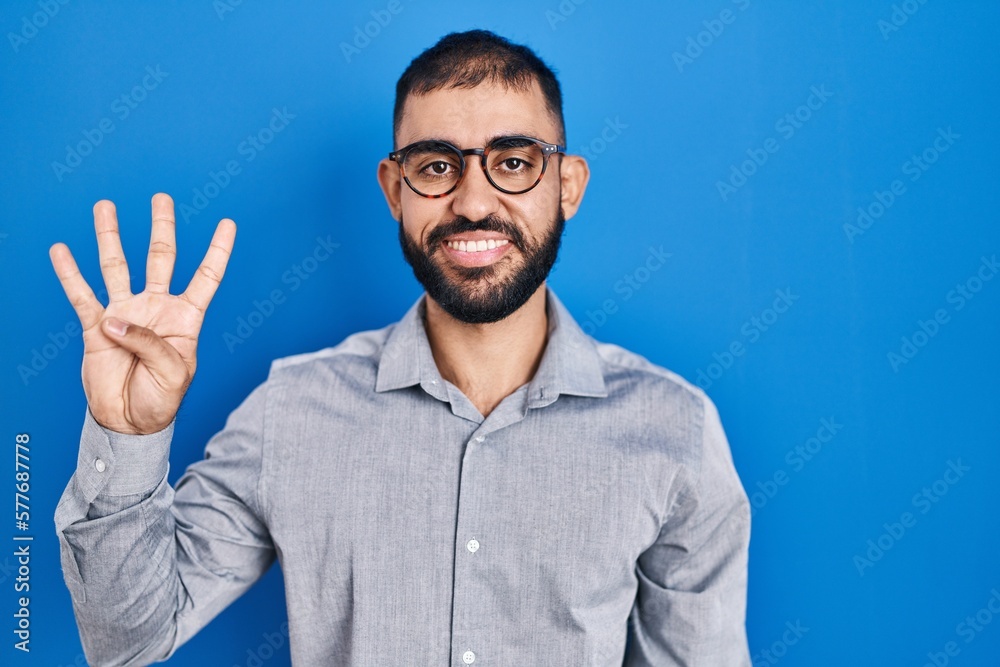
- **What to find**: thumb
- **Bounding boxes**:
[102,317,190,387]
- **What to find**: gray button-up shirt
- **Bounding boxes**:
[55,287,751,666]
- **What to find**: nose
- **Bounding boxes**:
[448,156,501,222]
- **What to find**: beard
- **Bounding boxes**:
[398,207,565,324]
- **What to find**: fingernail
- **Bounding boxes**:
[105,318,128,336]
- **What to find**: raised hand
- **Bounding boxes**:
[49,193,236,435]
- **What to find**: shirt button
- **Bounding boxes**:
[94,458,107,473]
[466,538,479,553]
[463,650,476,664]
[430,379,438,385]
[475,435,485,443]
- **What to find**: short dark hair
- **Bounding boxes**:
[393,29,565,146]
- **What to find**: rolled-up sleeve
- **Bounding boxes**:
[625,395,751,666]
[54,381,276,666]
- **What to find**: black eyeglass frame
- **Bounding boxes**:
[388,135,566,198]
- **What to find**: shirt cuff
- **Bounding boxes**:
[75,408,174,503]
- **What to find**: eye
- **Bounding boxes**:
[489,141,539,174]
[419,160,457,177]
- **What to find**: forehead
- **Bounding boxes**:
[396,79,559,148]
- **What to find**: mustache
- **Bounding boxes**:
[425,215,527,252]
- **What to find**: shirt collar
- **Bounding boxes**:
[375,286,608,405]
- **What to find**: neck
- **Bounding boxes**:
[423,284,550,418]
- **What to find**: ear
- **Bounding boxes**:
[557,154,590,221]
[377,158,402,222]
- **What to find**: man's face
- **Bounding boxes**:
[380,80,582,324]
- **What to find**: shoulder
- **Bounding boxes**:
[594,340,710,412]
[264,322,396,388]
[591,340,721,471]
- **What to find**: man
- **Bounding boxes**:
[52,30,751,666]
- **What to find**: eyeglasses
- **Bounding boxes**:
[389,135,565,198]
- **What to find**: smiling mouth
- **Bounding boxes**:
[445,238,510,252]
[440,232,513,267]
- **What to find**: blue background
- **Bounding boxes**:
[2,1,998,665]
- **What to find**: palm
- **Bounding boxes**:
[82,292,200,433]
[51,194,236,434]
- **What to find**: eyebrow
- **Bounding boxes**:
[400,132,538,149]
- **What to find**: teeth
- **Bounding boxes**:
[446,239,509,253]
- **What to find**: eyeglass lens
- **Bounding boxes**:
[401,138,546,196]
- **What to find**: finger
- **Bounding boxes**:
[94,199,132,302]
[49,243,105,330]
[181,218,236,313]
[145,193,177,294]
[102,317,189,388]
